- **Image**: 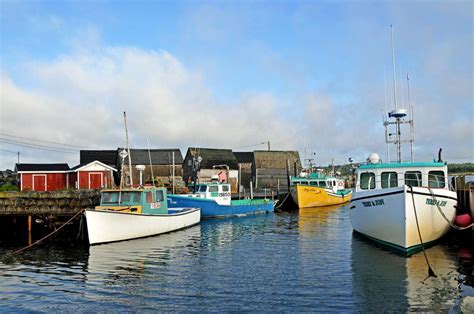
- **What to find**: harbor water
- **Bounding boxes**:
[0,204,472,312]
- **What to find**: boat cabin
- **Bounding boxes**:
[355,161,448,193]
[189,182,232,205]
[96,187,169,214]
[291,172,346,194]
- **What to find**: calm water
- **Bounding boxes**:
[1,205,472,312]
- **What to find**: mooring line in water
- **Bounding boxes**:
[275,192,291,210]
[10,208,86,255]
[428,187,473,230]
[409,186,437,277]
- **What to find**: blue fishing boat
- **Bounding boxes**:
[167,182,274,218]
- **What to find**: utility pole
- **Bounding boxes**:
[261,141,270,151]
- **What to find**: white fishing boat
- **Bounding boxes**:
[85,187,200,245]
[351,27,457,256]
[350,153,457,256]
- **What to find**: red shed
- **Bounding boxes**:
[70,160,117,190]
[15,163,70,192]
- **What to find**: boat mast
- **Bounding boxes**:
[391,25,398,110]
[407,73,415,162]
[123,111,133,187]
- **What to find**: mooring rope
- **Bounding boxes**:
[275,192,291,210]
[409,186,437,277]
[10,208,86,255]
[427,187,474,230]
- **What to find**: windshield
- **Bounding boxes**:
[101,192,120,204]
[198,185,207,192]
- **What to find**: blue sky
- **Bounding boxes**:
[0,0,473,169]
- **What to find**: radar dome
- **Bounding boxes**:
[368,153,381,164]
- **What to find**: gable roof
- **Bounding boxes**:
[15,163,70,172]
[69,160,117,172]
[186,147,239,169]
[234,152,254,164]
[80,150,117,166]
[117,148,184,166]
[253,150,301,169]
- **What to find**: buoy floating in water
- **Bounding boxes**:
[455,213,472,228]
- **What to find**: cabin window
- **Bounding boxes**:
[209,186,218,193]
[301,181,309,185]
[319,181,327,187]
[310,181,318,186]
[156,190,164,202]
[333,181,336,186]
[327,181,332,187]
[405,171,422,187]
[222,185,230,192]
[198,185,207,192]
[145,192,153,203]
[428,171,445,188]
[381,172,398,188]
[121,192,141,203]
[360,173,375,190]
[102,192,119,204]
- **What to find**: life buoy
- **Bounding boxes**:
[338,181,344,187]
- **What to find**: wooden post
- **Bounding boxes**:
[286,159,290,192]
[277,178,280,198]
[28,215,32,245]
[250,181,253,199]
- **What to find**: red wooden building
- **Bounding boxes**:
[15,163,71,192]
[15,161,117,191]
[70,161,116,189]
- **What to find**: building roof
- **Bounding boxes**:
[186,147,239,169]
[69,160,117,172]
[234,152,254,164]
[118,148,184,166]
[80,150,117,166]
[15,163,70,172]
[253,150,301,169]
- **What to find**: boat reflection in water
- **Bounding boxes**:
[298,204,347,236]
[86,225,201,301]
[351,233,462,312]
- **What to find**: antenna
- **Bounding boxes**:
[146,137,155,186]
[384,70,390,162]
[407,73,415,162]
[390,25,398,110]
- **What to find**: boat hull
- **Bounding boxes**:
[350,186,456,256]
[85,208,201,245]
[168,196,274,218]
[290,185,352,208]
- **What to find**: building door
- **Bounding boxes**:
[33,175,47,191]
[89,173,103,189]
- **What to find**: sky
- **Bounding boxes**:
[0,0,473,170]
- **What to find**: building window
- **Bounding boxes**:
[428,171,445,188]
[381,172,398,188]
[405,171,422,187]
[360,173,375,190]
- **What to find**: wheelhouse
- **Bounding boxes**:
[190,182,232,205]
[355,162,448,192]
[97,187,169,214]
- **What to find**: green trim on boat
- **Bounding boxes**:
[231,199,272,206]
[358,161,446,170]
[353,231,439,257]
